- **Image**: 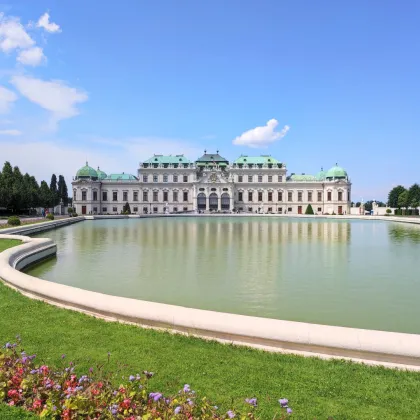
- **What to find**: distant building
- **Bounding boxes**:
[72,152,351,215]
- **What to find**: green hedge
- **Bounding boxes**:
[7,216,20,226]
[46,213,54,220]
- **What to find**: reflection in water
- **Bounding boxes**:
[26,217,420,334]
[388,223,420,244]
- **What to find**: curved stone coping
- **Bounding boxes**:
[1,235,420,370]
[1,217,84,236]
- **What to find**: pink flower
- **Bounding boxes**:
[33,399,42,409]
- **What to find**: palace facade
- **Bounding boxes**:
[72,152,351,215]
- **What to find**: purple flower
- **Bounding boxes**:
[287,407,293,414]
[183,384,191,393]
[61,354,66,359]
[22,356,28,364]
[149,392,162,401]
[245,398,257,407]
[129,375,135,382]
[5,342,11,349]
[110,404,118,415]
[279,398,288,407]
[174,406,181,414]
[227,410,236,418]
[89,367,93,373]
[187,398,193,406]
[30,369,38,374]
[54,385,61,391]
[52,406,57,411]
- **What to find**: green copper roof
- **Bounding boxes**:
[325,164,347,179]
[76,162,98,179]
[96,167,107,180]
[105,173,138,181]
[315,168,326,181]
[196,151,228,163]
[234,155,280,164]
[143,155,191,164]
[290,174,316,182]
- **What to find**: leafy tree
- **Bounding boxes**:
[388,185,406,208]
[49,174,60,207]
[305,204,314,214]
[355,202,361,207]
[398,190,409,209]
[408,184,420,208]
[39,181,53,208]
[0,161,14,210]
[123,202,131,214]
[57,175,69,206]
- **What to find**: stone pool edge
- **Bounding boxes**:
[1,234,420,372]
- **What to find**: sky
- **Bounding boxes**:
[0,0,419,201]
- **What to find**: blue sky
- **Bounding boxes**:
[0,0,419,201]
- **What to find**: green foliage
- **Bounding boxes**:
[49,174,60,207]
[388,185,406,208]
[304,204,314,215]
[398,191,409,209]
[123,202,131,214]
[7,216,20,226]
[68,207,73,215]
[386,208,392,214]
[0,239,21,252]
[57,175,68,206]
[46,213,55,220]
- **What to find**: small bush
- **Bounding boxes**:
[331,211,336,215]
[68,207,73,215]
[386,208,392,214]
[46,213,54,220]
[7,216,20,226]
[73,212,78,217]
[305,204,314,215]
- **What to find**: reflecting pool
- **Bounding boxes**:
[26,217,420,333]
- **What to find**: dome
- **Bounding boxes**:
[76,162,98,179]
[316,167,326,181]
[96,166,107,180]
[325,164,347,179]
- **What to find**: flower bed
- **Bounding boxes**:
[1,338,292,419]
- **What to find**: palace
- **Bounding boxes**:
[72,151,351,215]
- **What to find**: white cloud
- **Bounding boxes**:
[10,75,88,126]
[0,128,21,135]
[0,13,34,52]
[0,85,17,113]
[233,119,290,148]
[17,46,45,66]
[36,12,61,33]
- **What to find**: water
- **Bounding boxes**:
[26,217,420,334]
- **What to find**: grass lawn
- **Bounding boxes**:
[0,238,21,252]
[0,219,53,230]
[0,236,419,418]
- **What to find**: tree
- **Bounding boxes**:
[398,190,409,209]
[57,175,69,206]
[0,161,14,210]
[39,181,53,208]
[305,204,314,215]
[388,185,406,208]
[123,202,131,214]
[49,174,60,207]
[408,184,420,208]
[355,202,361,207]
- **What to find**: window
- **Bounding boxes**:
[143,207,148,214]
[248,191,253,202]
[308,191,312,202]
[133,191,138,201]
[258,192,263,202]
[288,191,293,202]
[113,191,117,201]
[183,207,188,211]
[163,191,168,201]
[153,191,158,202]
[268,191,273,201]
[288,207,292,212]
[93,207,97,213]
[248,175,253,182]
[123,192,128,201]
[82,191,87,201]
[318,191,322,202]
[102,191,108,201]
[298,192,302,202]
[133,207,138,212]
[278,175,283,182]
[143,191,148,202]
[278,191,283,202]
[238,192,243,201]
[258,175,263,182]
[338,191,343,201]
[183,175,188,182]
[173,191,178,202]
[163,174,168,182]
[278,208,282,213]
[93,191,98,201]
[173,175,178,182]
[248,207,252,212]
[153,207,158,213]
[238,175,243,182]
[348,191,350,201]
[318,207,322,212]
[327,191,332,201]
[268,175,272,182]
[173,207,178,212]
[183,191,188,202]
[102,207,107,212]
[113,207,117,212]
[153,175,158,182]
[73,190,77,200]
[268,207,272,213]
[143,175,148,183]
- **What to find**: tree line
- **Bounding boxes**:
[388,184,420,209]
[0,161,70,214]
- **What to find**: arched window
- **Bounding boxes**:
[221,193,230,210]
[197,193,206,210]
[209,193,218,210]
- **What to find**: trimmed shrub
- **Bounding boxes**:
[305,204,314,215]
[46,213,54,220]
[7,216,20,226]
[386,208,392,215]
